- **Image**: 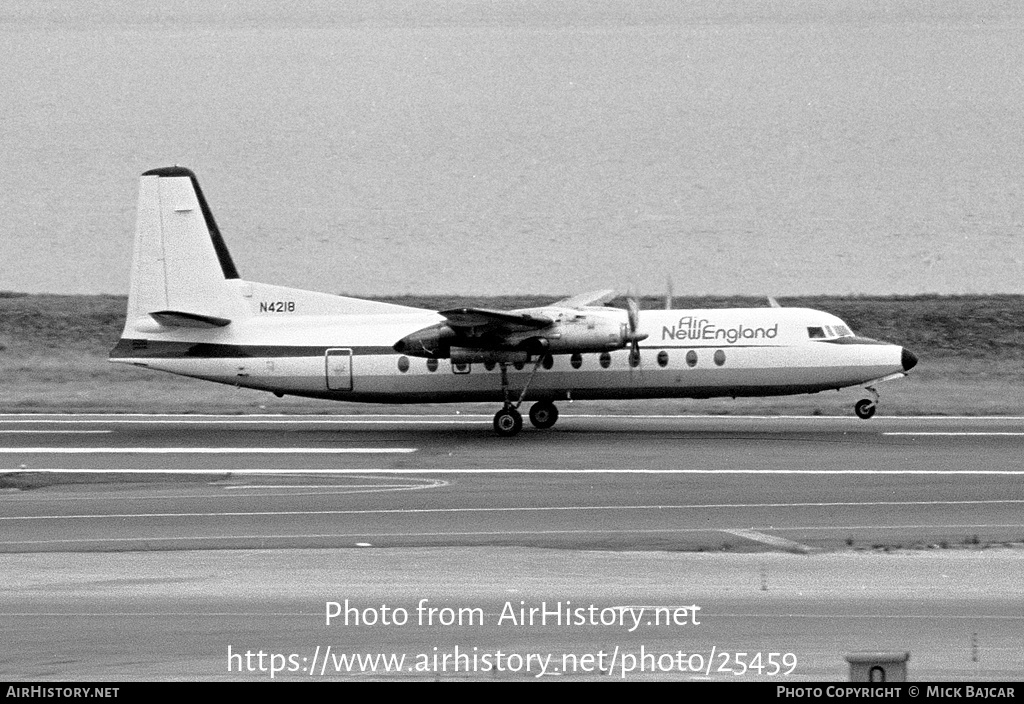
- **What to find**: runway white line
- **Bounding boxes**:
[3,413,1023,420]
[4,500,1023,521]
[0,431,111,434]
[885,432,1024,436]
[0,417,491,423]
[722,529,815,554]
[2,416,1024,432]
[0,448,417,454]
[4,523,1024,546]
[219,484,439,490]
[5,468,1024,475]
[1,611,1018,620]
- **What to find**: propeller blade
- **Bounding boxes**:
[626,296,640,333]
[624,296,646,367]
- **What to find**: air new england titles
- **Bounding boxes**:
[327,600,702,632]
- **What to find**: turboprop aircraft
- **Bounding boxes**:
[109,167,919,436]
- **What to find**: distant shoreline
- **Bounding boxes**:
[1,293,1021,415]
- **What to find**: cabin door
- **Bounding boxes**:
[325,348,353,391]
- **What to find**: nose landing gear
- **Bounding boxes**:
[854,386,880,420]
[854,398,877,420]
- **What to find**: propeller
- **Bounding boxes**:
[624,296,648,366]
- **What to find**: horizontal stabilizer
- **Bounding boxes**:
[150,311,232,328]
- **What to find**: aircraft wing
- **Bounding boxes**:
[549,289,617,308]
[439,307,553,331]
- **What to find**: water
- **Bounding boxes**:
[1,0,1022,297]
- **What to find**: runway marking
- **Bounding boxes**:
[0,448,417,454]
[216,478,449,496]
[4,500,1024,521]
[1,611,1020,620]
[0,476,448,501]
[3,523,1024,546]
[5,468,1024,475]
[0,418,490,424]
[885,432,1024,437]
[219,484,438,490]
[2,413,1024,420]
[0,431,112,435]
[722,529,814,554]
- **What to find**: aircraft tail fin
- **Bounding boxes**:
[118,167,433,345]
[122,166,247,334]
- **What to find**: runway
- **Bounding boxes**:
[1,413,1023,552]
[1,413,1022,681]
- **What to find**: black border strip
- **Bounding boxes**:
[110,339,395,359]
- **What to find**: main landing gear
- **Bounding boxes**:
[492,360,559,437]
[854,386,880,420]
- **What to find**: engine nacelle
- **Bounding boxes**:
[538,314,629,354]
[393,323,456,358]
[394,310,637,359]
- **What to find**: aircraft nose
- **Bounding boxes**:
[901,347,918,372]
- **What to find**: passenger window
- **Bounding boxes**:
[397,356,410,373]
[657,350,669,367]
[807,327,825,339]
[542,355,554,370]
[599,352,611,369]
[714,350,725,366]
[570,353,583,369]
[685,350,697,368]
[426,358,438,373]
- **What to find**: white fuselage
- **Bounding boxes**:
[110,302,908,404]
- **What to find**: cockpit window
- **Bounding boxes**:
[809,324,855,339]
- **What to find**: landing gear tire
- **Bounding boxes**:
[854,399,877,420]
[528,401,559,430]
[493,408,523,437]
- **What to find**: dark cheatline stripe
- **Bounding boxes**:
[644,344,780,349]
[815,336,890,346]
[109,339,396,359]
[109,338,790,360]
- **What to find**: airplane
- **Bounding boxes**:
[109,167,919,436]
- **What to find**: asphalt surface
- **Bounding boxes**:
[2,413,1023,552]
[1,413,1022,681]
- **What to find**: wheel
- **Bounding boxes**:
[493,408,523,437]
[528,401,559,429]
[854,399,877,420]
